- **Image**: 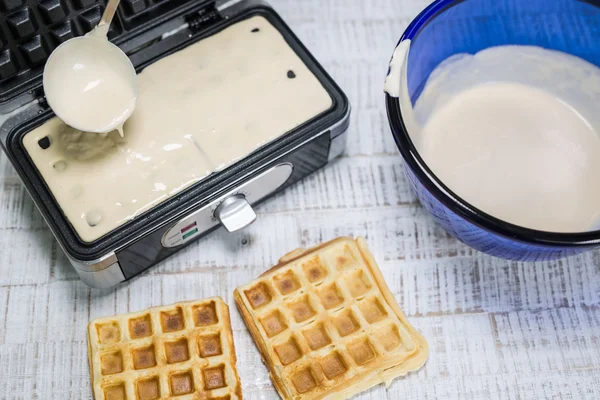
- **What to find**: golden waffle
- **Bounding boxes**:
[234,237,428,399]
[87,297,242,400]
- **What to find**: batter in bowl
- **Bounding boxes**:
[387,44,600,232]
[23,16,333,242]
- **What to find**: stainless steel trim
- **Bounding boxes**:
[75,262,126,289]
[328,103,350,160]
[217,0,270,15]
[328,129,347,161]
[216,0,246,11]
[330,104,351,138]
[68,252,119,273]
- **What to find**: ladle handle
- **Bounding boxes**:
[98,0,121,31]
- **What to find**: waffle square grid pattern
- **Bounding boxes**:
[234,237,428,400]
[87,298,241,400]
[0,0,193,96]
[0,0,117,83]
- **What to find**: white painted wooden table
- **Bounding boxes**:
[2,0,600,399]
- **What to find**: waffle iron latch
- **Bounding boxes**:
[161,163,293,248]
[214,194,257,232]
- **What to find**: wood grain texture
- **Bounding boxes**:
[1,0,600,398]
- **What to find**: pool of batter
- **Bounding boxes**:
[23,16,333,242]
[385,43,600,233]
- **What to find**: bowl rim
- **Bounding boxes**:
[385,0,600,248]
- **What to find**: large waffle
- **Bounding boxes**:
[87,297,242,400]
[234,237,428,399]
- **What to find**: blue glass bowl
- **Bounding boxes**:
[385,0,600,261]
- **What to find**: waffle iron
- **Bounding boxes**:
[0,0,350,288]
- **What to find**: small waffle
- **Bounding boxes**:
[234,237,428,399]
[87,297,242,400]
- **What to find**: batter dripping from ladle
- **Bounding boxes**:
[43,0,137,136]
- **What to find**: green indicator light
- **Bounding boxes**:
[182,228,199,240]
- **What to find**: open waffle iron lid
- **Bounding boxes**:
[0,0,218,105]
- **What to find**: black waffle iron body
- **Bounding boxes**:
[0,0,350,288]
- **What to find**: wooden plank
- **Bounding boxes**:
[3,285,49,344]
[1,0,600,398]
[273,0,429,23]
[0,177,47,231]
[491,307,600,374]
[0,230,53,286]
[1,271,600,398]
[0,287,8,345]
[0,343,37,398]
[33,341,91,400]
[384,253,600,316]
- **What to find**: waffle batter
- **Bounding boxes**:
[387,44,600,232]
[24,16,333,242]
